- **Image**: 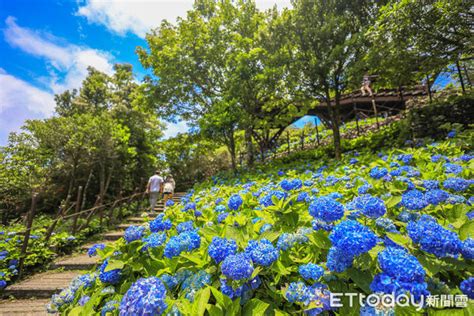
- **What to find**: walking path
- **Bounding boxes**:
[0,193,184,315]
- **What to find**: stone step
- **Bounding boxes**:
[0,298,50,316]
[127,217,146,223]
[50,253,99,270]
[103,231,124,241]
[1,271,82,299]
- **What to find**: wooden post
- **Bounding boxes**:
[371,95,379,129]
[45,196,70,243]
[456,60,466,94]
[18,193,38,277]
[314,118,320,145]
[286,131,290,155]
[71,186,83,235]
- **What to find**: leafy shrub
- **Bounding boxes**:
[48,129,474,315]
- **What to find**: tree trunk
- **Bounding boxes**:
[227,132,237,172]
[81,168,94,210]
[325,89,342,160]
[244,126,254,166]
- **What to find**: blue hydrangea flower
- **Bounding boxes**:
[369,167,388,179]
[407,216,462,258]
[245,239,279,267]
[142,233,167,251]
[326,247,354,272]
[215,205,226,213]
[183,202,196,212]
[460,277,474,299]
[259,190,287,207]
[78,295,90,306]
[87,243,105,257]
[280,179,303,191]
[119,277,167,315]
[308,196,344,222]
[221,253,254,280]
[311,219,334,232]
[99,259,122,284]
[349,158,358,164]
[358,184,372,194]
[0,280,7,290]
[150,214,172,232]
[176,221,194,233]
[447,130,457,138]
[299,263,324,281]
[180,270,212,301]
[285,282,311,304]
[101,300,119,316]
[461,238,474,260]
[444,163,463,175]
[396,154,413,164]
[228,194,243,211]
[163,230,201,258]
[423,180,439,190]
[375,217,397,232]
[124,225,145,243]
[217,212,230,223]
[297,191,309,203]
[159,274,178,289]
[400,189,428,210]
[208,237,237,263]
[370,247,428,300]
[304,180,314,186]
[443,177,470,192]
[329,220,377,257]
[425,189,450,205]
[351,194,386,218]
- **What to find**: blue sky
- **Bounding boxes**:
[0,0,292,145]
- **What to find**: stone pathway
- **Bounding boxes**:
[0,193,184,315]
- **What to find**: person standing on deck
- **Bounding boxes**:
[146,170,163,212]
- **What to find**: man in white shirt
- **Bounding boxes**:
[146,170,164,212]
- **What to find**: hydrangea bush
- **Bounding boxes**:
[48,131,473,315]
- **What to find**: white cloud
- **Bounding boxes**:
[77,0,292,38]
[163,120,189,139]
[3,16,114,94]
[0,69,55,116]
[0,69,56,145]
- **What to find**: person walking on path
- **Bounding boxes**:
[163,175,176,208]
[146,170,163,212]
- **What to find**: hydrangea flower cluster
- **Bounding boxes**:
[221,253,254,280]
[299,263,324,281]
[460,277,474,299]
[149,214,172,232]
[119,277,167,315]
[124,225,145,243]
[327,220,377,272]
[443,177,470,192]
[87,243,105,257]
[369,166,388,179]
[163,230,201,258]
[142,233,166,251]
[245,239,279,267]
[400,189,428,210]
[276,228,311,250]
[165,199,175,207]
[308,196,344,222]
[208,237,237,263]
[181,270,211,301]
[407,215,462,258]
[259,190,287,207]
[99,258,122,284]
[350,194,386,218]
[370,247,428,300]
[280,178,303,191]
[228,194,243,210]
[176,220,194,233]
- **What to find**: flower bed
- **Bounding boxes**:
[48,130,473,315]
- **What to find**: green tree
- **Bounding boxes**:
[291,0,383,159]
